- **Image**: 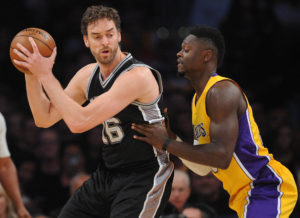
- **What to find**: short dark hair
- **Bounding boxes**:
[183,203,217,218]
[81,5,121,35]
[189,25,225,68]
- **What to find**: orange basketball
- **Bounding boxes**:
[9,27,56,74]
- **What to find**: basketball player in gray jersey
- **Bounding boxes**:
[13,5,174,218]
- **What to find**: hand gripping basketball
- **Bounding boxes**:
[9,27,56,74]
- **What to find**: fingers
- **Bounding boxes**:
[15,42,32,58]
[13,48,28,61]
[28,37,39,53]
[51,47,57,59]
[13,58,30,69]
[131,123,152,135]
[50,47,57,64]
[131,124,150,143]
[133,134,149,143]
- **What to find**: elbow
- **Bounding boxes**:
[34,120,52,128]
[67,120,87,133]
[69,126,85,134]
[218,152,232,169]
[219,159,231,169]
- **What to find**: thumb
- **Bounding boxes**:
[49,47,57,67]
[50,47,57,60]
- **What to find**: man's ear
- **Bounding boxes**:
[204,49,213,63]
[118,30,121,44]
[83,35,89,48]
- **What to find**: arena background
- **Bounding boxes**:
[0,0,299,217]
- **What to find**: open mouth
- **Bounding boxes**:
[101,49,110,55]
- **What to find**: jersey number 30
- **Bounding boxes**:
[102,118,124,144]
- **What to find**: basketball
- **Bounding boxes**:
[9,27,56,74]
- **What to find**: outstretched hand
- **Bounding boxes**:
[132,122,169,150]
[13,37,57,77]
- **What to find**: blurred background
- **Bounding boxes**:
[0,0,299,217]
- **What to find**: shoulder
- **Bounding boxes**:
[68,63,97,89]
[208,80,242,103]
[119,66,154,81]
[75,63,97,79]
[206,80,243,115]
[127,65,152,76]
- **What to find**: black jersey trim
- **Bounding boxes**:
[125,64,163,106]
[85,64,99,100]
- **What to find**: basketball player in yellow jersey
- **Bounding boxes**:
[132,25,298,217]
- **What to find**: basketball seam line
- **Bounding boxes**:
[10,35,54,52]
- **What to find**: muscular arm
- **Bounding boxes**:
[133,81,245,169]
[25,74,58,127]
[14,41,89,128]
[0,157,30,217]
[13,38,158,133]
[38,66,158,133]
[24,65,91,128]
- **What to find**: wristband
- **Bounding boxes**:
[162,138,171,151]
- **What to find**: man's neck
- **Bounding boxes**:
[99,51,127,80]
[191,68,216,100]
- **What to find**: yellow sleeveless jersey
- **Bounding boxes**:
[192,74,298,217]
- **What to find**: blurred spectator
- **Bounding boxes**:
[188,172,237,218]
[182,203,217,218]
[34,129,62,214]
[85,127,102,173]
[250,101,267,137]
[17,155,40,215]
[60,142,86,191]
[22,118,40,155]
[168,169,191,213]
[35,129,61,177]
[182,207,202,218]
[272,124,297,178]
[49,172,90,218]
[264,107,291,148]
[5,111,25,155]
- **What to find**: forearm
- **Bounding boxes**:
[25,74,60,127]
[39,73,87,132]
[0,159,24,210]
[166,140,230,169]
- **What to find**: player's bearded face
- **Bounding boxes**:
[90,38,119,65]
[95,43,118,65]
[85,20,121,65]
